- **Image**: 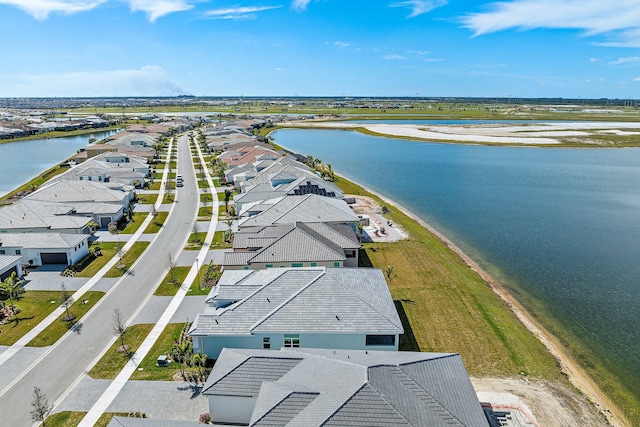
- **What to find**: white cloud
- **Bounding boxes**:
[463,1,640,38]
[599,28,640,47]
[0,0,105,20]
[589,57,598,63]
[390,0,447,18]
[407,50,431,56]
[291,0,311,11]
[384,54,409,60]
[610,56,640,65]
[127,0,193,22]
[7,66,188,97]
[333,41,352,49]
[205,5,282,19]
[635,77,640,81]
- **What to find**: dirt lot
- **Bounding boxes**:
[473,377,608,427]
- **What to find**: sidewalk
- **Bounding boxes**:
[78,135,219,426]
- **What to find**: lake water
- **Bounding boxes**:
[0,129,121,197]
[273,128,640,403]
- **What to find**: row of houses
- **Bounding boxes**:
[177,123,491,426]
[0,116,110,139]
[0,126,163,278]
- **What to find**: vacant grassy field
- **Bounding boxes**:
[28,291,105,347]
[130,323,184,381]
[334,176,562,380]
[0,291,62,345]
[88,324,154,379]
[154,267,191,296]
[143,211,169,233]
[103,242,150,278]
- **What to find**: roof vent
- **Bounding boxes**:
[335,315,340,321]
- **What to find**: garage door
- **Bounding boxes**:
[40,252,68,265]
[0,266,18,282]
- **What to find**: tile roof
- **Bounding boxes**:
[0,232,89,249]
[190,267,402,336]
[204,348,488,427]
[0,255,22,272]
[26,180,128,204]
[238,195,359,228]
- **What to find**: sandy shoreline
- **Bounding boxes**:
[345,176,626,426]
[284,120,640,145]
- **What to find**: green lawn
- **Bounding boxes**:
[27,291,105,347]
[88,324,154,379]
[119,212,148,234]
[143,211,169,233]
[184,232,204,250]
[149,182,161,190]
[210,231,233,249]
[135,193,157,204]
[75,241,120,278]
[197,207,212,220]
[200,193,213,203]
[45,411,86,426]
[154,267,191,296]
[333,175,562,379]
[162,193,175,204]
[0,291,62,345]
[96,413,130,427]
[103,242,150,278]
[130,323,184,381]
[187,264,213,296]
[198,180,209,188]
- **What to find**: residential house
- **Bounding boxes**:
[224,222,360,270]
[237,194,359,230]
[0,232,90,266]
[203,347,489,427]
[0,200,92,234]
[0,255,23,281]
[24,180,133,213]
[188,267,403,359]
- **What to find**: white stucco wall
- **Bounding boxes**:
[197,332,399,359]
[209,395,256,425]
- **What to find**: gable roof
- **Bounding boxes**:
[189,267,402,337]
[238,195,359,228]
[0,232,89,249]
[25,180,129,205]
[203,348,488,427]
[226,223,359,267]
[0,200,92,232]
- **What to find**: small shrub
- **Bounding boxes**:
[199,413,211,424]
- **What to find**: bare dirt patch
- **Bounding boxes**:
[473,377,607,427]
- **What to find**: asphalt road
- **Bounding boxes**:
[0,134,199,425]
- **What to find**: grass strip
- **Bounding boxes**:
[197,207,212,220]
[119,212,149,234]
[154,267,191,296]
[74,241,119,278]
[0,291,62,345]
[88,324,154,379]
[184,232,204,250]
[143,211,168,233]
[27,291,105,347]
[45,411,86,427]
[130,323,184,381]
[332,175,561,379]
[103,242,150,278]
[210,231,232,249]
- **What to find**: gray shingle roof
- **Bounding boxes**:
[107,417,201,427]
[0,200,92,232]
[205,348,488,427]
[26,180,128,204]
[190,268,402,336]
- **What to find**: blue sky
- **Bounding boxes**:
[1,0,640,98]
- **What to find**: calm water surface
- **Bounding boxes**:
[273,128,640,398]
[0,130,121,197]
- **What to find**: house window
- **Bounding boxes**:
[291,263,303,268]
[0,250,5,255]
[88,176,92,181]
[366,335,395,346]
[263,337,271,349]
[310,262,317,267]
[284,334,300,348]
[346,250,356,258]
[333,262,340,267]
[244,266,249,270]
[15,249,21,255]
[79,177,83,180]
[265,264,273,268]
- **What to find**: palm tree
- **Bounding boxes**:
[0,272,25,314]
[223,189,233,213]
[171,340,193,380]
